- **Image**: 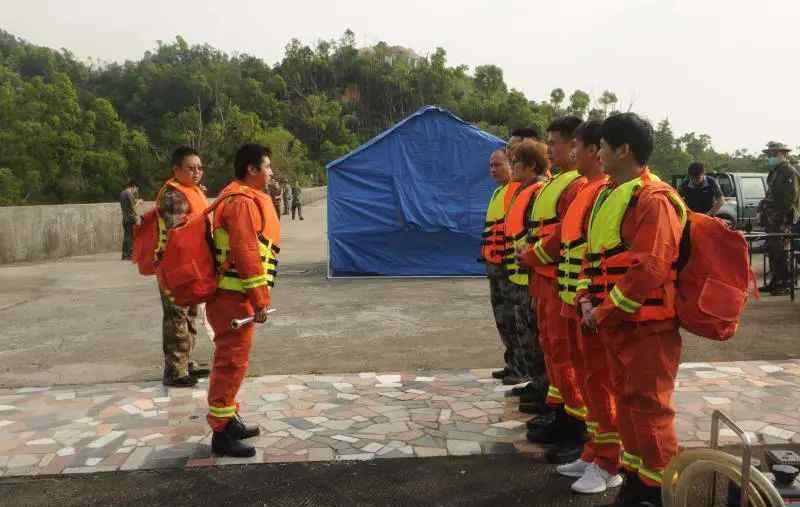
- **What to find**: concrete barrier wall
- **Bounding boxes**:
[0,186,326,265]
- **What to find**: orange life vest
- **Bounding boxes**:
[558,175,609,305]
[213,181,281,293]
[480,184,511,265]
[583,172,687,322]
[503,181,546,285]
[163,178,209,214]
[528,170,584,278]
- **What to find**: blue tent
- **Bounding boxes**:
[326,106,505,277]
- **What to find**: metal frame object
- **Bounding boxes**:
[710,410,754,507]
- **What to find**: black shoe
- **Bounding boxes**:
[508,384,531,397]
[526,410,562,444]
[212,423,256,458]
[189,363,211,378]
[545,441,584,464]
[502,375,524,386]
[518,401,551,415]
[163,375,198,388]
[526,411,556,432]
[228,413,261,439]
[613,471,663,506]
[492,368,510,379]
[519,391,547,404]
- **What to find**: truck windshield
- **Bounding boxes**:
[740,177,766,199]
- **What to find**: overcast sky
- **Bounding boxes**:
[4,0,798,154]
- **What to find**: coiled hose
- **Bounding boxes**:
[662,449,785,507]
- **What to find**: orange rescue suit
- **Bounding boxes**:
[558,174,621,475]
[520,174,587,417]
[579,171,685,487]
[206,180,280,432]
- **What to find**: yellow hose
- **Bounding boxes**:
[662,449,785,507]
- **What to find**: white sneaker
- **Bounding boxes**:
[571,463,624,494]
[556,458,592,478]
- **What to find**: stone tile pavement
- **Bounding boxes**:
[1,360,799,478]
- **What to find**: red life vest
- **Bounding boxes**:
[503,181,546,285]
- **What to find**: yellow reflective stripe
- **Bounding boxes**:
[575,278,590,291]
[594,432,622,445]
[609,286,641,314]
[241,274,268,289]
[565,405,588,420]
[208,405,237,418]
[586,421,599,434]
[547,386,564,401]
[639,466,664,484]
[533,241,554,264]
[622,452,642,470]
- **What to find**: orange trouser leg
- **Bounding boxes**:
[538,279,584,415]
[206,291,255,432]
[535,293,558,406]
[576,322,620,474]
[604,323,681,486]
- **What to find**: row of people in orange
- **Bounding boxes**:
[506,113,684,506]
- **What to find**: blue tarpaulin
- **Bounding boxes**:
[326,106,505,277]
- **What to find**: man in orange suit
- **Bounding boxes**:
[580,113,686,506]
[206,144,281,457]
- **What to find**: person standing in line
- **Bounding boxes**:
[759,141,800,295]
[519,116,588,465]
[580,113,686,506]
[155,146,211,387]
[553,121,622,494]
[677,162,723,215]
[480,148,516,380]
[292,181,304,220]
[119,179,140,260]
[206,144,281,457]
[501,139,551,411]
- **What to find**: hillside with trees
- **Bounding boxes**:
[0,28,771,205]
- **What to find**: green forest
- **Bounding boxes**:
[0,28,771,205]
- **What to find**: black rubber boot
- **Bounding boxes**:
[212,422,256,458]
[545,440,584,464]
[229,413,260,439]
[525,411,556,432]
[518,400,552,415]
[526,406,567,444]
[491,368,510,379]
[502,375,523,386]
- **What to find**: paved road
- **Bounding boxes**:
[1,200,799,388]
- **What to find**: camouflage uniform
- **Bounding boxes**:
[487,263,516,372]
[762,160,800,287]
[157,187,200,381]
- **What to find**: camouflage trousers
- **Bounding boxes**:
[489,266,548,395]
[764,212,793,285]
[159,288,198,381]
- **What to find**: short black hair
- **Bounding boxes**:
[574,121,603,150]
[171,146,199,168]
[510,126,540,140]
[234,143,272,180]
[600,113,654,165]
[688,162,705,177]
[547,115,582,139]
[126,179,138,188]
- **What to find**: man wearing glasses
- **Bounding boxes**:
[154,146,210,387]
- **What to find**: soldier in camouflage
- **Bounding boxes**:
[759,142,800,295]
[155,147,211,387]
